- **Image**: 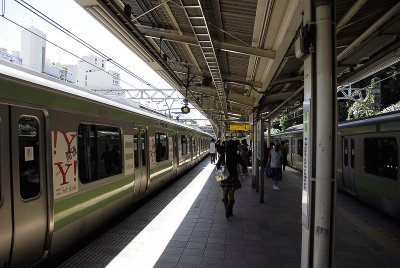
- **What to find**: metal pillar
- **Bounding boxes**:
[301,0,336,267]
[259,119,265,203]
[253,119,261,191]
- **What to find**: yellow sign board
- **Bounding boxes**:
[229,123,252,131]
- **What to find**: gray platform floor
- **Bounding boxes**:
[55,158,400,268]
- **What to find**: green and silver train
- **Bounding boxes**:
[270,113,400,221]
[0,62,213,268]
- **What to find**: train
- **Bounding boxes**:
[269,112,400,221]
[0,61,213,268]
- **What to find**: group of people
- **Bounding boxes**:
[209,138,250,172]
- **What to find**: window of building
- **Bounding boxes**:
[364,137,398,180]
[18,117,40,199]
[78,124,122,183]
[155,132,168,162]
[181,135,188,155]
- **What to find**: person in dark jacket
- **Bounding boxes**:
[216,140,245,219]
[218,141,226,166]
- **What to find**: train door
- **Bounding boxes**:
[172,132,178,173]
[10,107,48,267]
[133,126,149,198]
[0,106,12,268]
[342,136,357,194]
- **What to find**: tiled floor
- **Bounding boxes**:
[51,159,400,268]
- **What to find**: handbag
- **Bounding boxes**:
[265,164,273,178]
[215,166,229,181]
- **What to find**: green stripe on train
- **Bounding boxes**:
[149,162,173,182]
[357,177,400,204]
[54,175,134,231]
[1,80,100,115]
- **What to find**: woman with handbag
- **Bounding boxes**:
[216,140,245,219]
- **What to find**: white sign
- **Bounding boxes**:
[302,100,311,229]
[24,146,34,161]
[52,131,79,199]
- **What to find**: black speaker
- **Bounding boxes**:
[202,76,211,87]
[124,4,132,17]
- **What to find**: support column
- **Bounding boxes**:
[313,1,336,266]
[259,119,265,203]
[302,0,336,267]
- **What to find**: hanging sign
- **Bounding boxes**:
[229,123,252,131]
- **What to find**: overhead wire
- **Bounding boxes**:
[13,0,161,91]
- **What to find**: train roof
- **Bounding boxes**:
[0,62,212,137]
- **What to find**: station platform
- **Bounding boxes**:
[48,158,400,268]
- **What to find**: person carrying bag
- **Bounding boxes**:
[215,140,245,219]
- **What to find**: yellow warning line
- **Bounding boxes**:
[337,206,400,256]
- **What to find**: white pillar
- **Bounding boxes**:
[313,0,336,267]
[301,0,336,267]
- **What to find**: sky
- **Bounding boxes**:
[0,0,209,125]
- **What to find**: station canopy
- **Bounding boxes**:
[76,0,400,127]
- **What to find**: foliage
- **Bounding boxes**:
[279,114,288,132]
[340,61,400,121]
[379,101,400,114]
[347,87,378,120]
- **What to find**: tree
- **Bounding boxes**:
[279,114,288,132]
[347,87,377,119]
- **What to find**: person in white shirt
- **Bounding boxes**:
[209,138,216,164]
[268,141,283,190]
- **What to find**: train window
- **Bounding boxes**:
[193,138,197,155]
[155,132,168,162]
[343,138,348,167]
[18,117,40,199]
[134,128,139,168]
[297,139,303,156]
[364,137,398,180]
[141,129,147,166]
[78,124,122,183]
[181,135,188,155]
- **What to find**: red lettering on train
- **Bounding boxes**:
[54,162,72,185]
[62,132,77,154]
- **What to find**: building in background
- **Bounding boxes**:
[76,55,121,92]
[1,27,120,91]
[0,48,22,66]
[21,27,46,72]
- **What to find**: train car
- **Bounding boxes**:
[268,113,400,220]
[270,124,303,171]
[337,112,399,220]
[0,61,213,268]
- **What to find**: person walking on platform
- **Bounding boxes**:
[216,140,245,219]
[268,141,283,190]
[218,141,226,166]
[240,139,249,174]
[215,139,221,161]
[209,138,216,164]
